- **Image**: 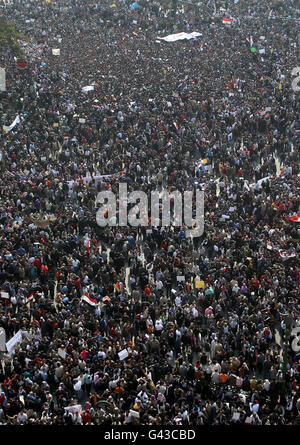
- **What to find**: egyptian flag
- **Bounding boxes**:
[86,240,90,255]
[286,212,300,223]
[82,292,97,306]
[222,18,232,25]
[26,290,40,304]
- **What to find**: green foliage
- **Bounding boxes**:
[0,16,25,53]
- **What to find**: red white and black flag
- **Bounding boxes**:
[26,290,40,304]
[82,292,97,306]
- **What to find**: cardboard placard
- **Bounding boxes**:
[195,280,205,289]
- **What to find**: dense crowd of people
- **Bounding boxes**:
[0,0,299,426]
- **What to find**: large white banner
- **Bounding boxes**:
[0,68,6,92]
[157,32,202,42]
[64,404,82,414]
[82,85,94,93]
[3,115,21,133]
[6,330,22,355]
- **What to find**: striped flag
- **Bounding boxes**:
[26,290,40,304]
[82,293,97,306]
[222,18,232,25]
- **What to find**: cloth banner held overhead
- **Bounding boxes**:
[157,32,202,43]
[6,330,22,355]
[279,250,297,261]
[64,405,82,415]
[3,115,21,133]
[0,68,6,92]
[82,85,94,93]
[222,18,232,25]
[52,48,60,56]
[129,2,139,10]
[286,212,300,223]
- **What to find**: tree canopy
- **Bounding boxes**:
[0,15,24,53]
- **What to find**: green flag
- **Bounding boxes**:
[251,47,256,53]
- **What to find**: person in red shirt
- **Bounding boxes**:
[80,349,88,360]
[34,257,41,270]
[81,410,91,424]
[144,286,151,297]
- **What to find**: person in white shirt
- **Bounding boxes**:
[175,295,181,307]
[263,379,270,391]
[211,371,220,384]
[155,319,163,333]
[155,280,163,291]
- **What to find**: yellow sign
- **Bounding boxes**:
[195,281,205,289]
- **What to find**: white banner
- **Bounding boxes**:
[0,68,6,92]
[64,404,82,414]
[58,348,67,359]
[3,115,21,133]
[82,85,94,93]
[129,409,140,418]
[157,32,202,43]
[6,330,22,355]
[0,328,6,352]
[52,48,60,56]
